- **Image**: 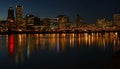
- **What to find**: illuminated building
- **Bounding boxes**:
[16,5,27,29]
[57,15,68,23]
[0,20,7,26]
[97,18,106,27]
[48,18,59,30]
[105,20,113,27]
[7,7,15,29]
[26,14,40,25]
[57,15,70,29]
[25,14,40,30]
[7,7,15,21]
[26,14,35,26]
[16,5,23,23]
[113,14,120,26]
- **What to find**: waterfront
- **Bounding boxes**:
[0,33,120,69]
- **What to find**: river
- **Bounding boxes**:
[0,32,120,69]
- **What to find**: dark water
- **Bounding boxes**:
[0,33,120,69]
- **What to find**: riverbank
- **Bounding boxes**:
[0,30,120,34]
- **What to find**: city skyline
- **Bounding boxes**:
[0,0,120,23]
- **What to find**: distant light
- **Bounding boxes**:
[10,20,14,22]
[18,29,22,31]
[27,14,29,16]
[115,32,118,36]
[56,18,59,20]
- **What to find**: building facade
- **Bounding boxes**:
[7,7,16,29]
[57,15,70,29]
[16,5,23,22]
[97,18,106,27]
[26,14,35,26]
[7,7,15,21]
[113,14,120,26]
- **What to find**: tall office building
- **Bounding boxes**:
[16,5,23,22]
[113,14,120,26]
[7,7,15,21]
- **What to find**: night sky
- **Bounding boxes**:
[0,0,120,23]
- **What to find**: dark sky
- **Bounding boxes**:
[0,0,120,23]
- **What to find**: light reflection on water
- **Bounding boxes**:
[0,32,120,69]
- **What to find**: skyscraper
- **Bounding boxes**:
[16,5,23,22]
[7,7,15,21]
[113,14,120,26]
